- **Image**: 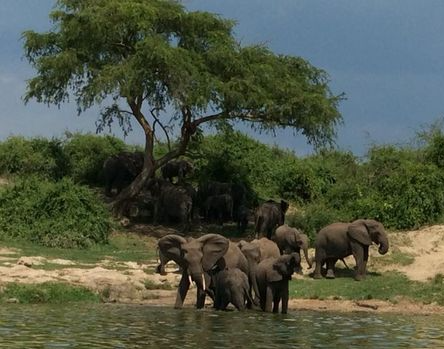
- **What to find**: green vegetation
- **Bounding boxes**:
[143,279,174,291]
[0,177,111,248]
[0,282,99,304]
[290,272,444,305]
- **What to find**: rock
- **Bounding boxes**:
[6,298,19,303]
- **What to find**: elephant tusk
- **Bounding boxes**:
[202,273,206,291]
[188,274,193,285]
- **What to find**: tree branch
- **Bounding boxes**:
[150,108,172,151]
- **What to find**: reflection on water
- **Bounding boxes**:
[1,304,444,348]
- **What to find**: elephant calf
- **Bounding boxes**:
[255,253,301,314]
[213,268,251,311]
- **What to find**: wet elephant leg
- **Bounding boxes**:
[265,285,273,312]
[174,273,191,309]
[281,281,289,314]
[196,287,206,309]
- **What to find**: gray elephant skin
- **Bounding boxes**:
[273,224,312,269]
[213,268,252,311]
[254,199,289,239]
[147,179,193,233]
[255,253,301,314]
[313,219,389,281]
[161,159,193,183]
[238,238,281,304]
[157,233,248,309]
[204,194,233,224]
[103,151,144,196]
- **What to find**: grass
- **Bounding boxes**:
[290,271,444,305]
[143,279,174,290]
[372,249,415,267]
[0,231,157,265]
[0,282,99,304]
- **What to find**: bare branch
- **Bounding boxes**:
[150,108,172,151]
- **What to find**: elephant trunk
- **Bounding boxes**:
[378,236,389,255]
[303,246,312,269]
[189,271,206,291]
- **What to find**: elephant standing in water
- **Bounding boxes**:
[273,224,312,269]
[313,219,389,281]
[213,268,252,311]
[103,151,144,196]
[254,200,289,239]
[255,253,301,314]
[157,233,248,309]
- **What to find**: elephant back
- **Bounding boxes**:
[217,241,249,275]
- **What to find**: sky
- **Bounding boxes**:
[1,1,444,156]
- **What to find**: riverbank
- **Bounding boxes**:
[1,225,444,314]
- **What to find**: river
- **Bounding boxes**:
[1,304,444,348]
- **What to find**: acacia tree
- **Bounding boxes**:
[23,0,343,212]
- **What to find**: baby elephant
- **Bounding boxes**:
[255,253,301,314]
[213,268,251,311]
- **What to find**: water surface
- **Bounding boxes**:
[1,304,444,348]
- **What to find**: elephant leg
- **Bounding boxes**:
[325,258,337,279]
[281,281,289,314]
[362,246,369,278]
[313,251,325,279]
[272,289,281,313]
[196,287,207,309]
[174,273,191,309]
[264,284,273,312]
[350,241,365,281]
[232,293,246,311]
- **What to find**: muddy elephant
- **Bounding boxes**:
[255,253,301,314]
[273,224,312,269]
[160,159,193,183]
[238,238,280,304]
[254,199,289,239]
[204,194,233,224]
[213,268,252,311]
[157,233,248,309]
[103,151,144,196]
[147,179,193,233]
[313,219,389,281]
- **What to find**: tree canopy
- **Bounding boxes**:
[22,0,343,206]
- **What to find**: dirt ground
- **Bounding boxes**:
[1,224,444,314]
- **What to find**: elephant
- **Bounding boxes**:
[255,253,301,314]
[238,238,281,304]
[254,199,289,239]
[146,178,192,232]
[213,268,252,311]
[103,151,144,197]
[236,205,250,233]
[160,159,193,183]
[204,194,233,224]
[273,224,312,269]
[156,233,248,309]
[313,219,389,281]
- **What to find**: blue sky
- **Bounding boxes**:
[1,1,444,156]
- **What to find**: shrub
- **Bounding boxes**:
[63,133,128,185]
[0,136,69,179]
[0,177,111,248]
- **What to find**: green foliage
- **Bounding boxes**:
[0,177,111,248]
[0,136,69,179]
[63,132,127,185]
[0,282,99,304]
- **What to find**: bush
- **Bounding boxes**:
[63,133,128,185]
[0,177,111,248]
[0,136,69,179]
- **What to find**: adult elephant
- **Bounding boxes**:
[238,238,281,304]
[204,194,233,224]
[255,253,301,314]
[313,219,389,281]
[147,179,192,233]
[103,151,144,197]
[161,159,193,183]
[157,233,248,309]
[273,224,312,269]
[254,199,289,239]
[213,268,252,311]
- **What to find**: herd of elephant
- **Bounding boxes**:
[156,219,390,313]
[103,152,249,231]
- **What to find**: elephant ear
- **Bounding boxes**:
[157,234,188,268]
[268,256,293,282]
[241,243,261,263]
[198,234,229,271]
[347,220,372,246]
